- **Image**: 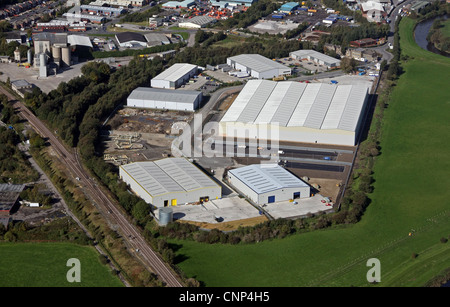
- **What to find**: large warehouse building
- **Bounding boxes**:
[290,49,341,69]
[228,164,311,205]
[151,63,198,89]
[127,87,202,112]
[227,54,292,79]
[119,158,222,208]
[219,80,369,146]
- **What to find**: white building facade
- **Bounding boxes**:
[151,63,198,89]
[228,164,311,205]
[127,87,202,112]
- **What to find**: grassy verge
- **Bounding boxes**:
[0,242,123,287]
[170,17,450,287]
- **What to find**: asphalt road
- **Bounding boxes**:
[0,85,184,287]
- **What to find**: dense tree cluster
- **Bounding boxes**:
[427,18,450,54]
[316,22,390,53]
[120,5,162,23]
[215,0,278,29]
[0,95,39,184]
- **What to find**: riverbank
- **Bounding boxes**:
[413,14,449,57]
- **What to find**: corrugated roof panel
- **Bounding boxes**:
[321,85,352,129]
[237,80,277,123]
[338,85,368,131]
[271,82,306,127]
[254,81,292,124]
[287,83,321,127]
[229,164,309,194]
[128,87,201,104]
[121,158,220,197]
[220,80,262,122]
[303,84,336,129]
[152,63,197,82]
[228,54,289,73]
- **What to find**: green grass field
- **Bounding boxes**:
[0,243,124,287]
[170,17,450,287]
[441,19,450,38]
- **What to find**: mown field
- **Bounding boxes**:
[0,243,124,287]
[170,17,450,287]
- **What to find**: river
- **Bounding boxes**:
[414,15,449,57]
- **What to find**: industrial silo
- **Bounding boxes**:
[158,207,173,226]
[61,46,71,67]
[52,45,61,65]
[27,49,32,65]
[39,53,47,78]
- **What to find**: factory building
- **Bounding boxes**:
[151,63,198,89]
[80,5,126,17]
[210,0,256,7]
[279,2,300,13]
[290,49,341,69]
[89,0,147,7]
[115,32,148,48]
[178,16,217,28]
[227,54,292,79]
[219,80,369,146]
[162,0,196,9]
[126,87,203,112]
[119,158,222,208]
[228,164,311,205]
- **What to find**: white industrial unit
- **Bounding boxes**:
[178,16,216,28]
[227,54,292,79]
[127,87,202,112]
[219,80,369,146]
[290,49,341,68]
[228,164,311,205]
[151,63,198,89]
[119,158,222,208]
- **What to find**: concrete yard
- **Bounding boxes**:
[248,20,299,35]
[262,194,334,219]
[156,196,262,225]
[0,60,86,94]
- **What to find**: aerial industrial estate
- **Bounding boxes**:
[0,0,449,291]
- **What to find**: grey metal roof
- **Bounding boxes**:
[0,184,25,211]
[115,32,146,44]
[120,158,219,197]
[290,49,341,66]
[221,80,368,132]
[144,33,171,45]
[152,63,197,83]
[128,87,201,104]
[180,15,216,26]
[228,54,290,73]
[229,164,309,194]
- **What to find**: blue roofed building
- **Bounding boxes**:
[279,2,299,13]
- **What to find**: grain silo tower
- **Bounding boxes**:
[61,45,71,67]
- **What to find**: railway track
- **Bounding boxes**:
[0,86,183,287]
